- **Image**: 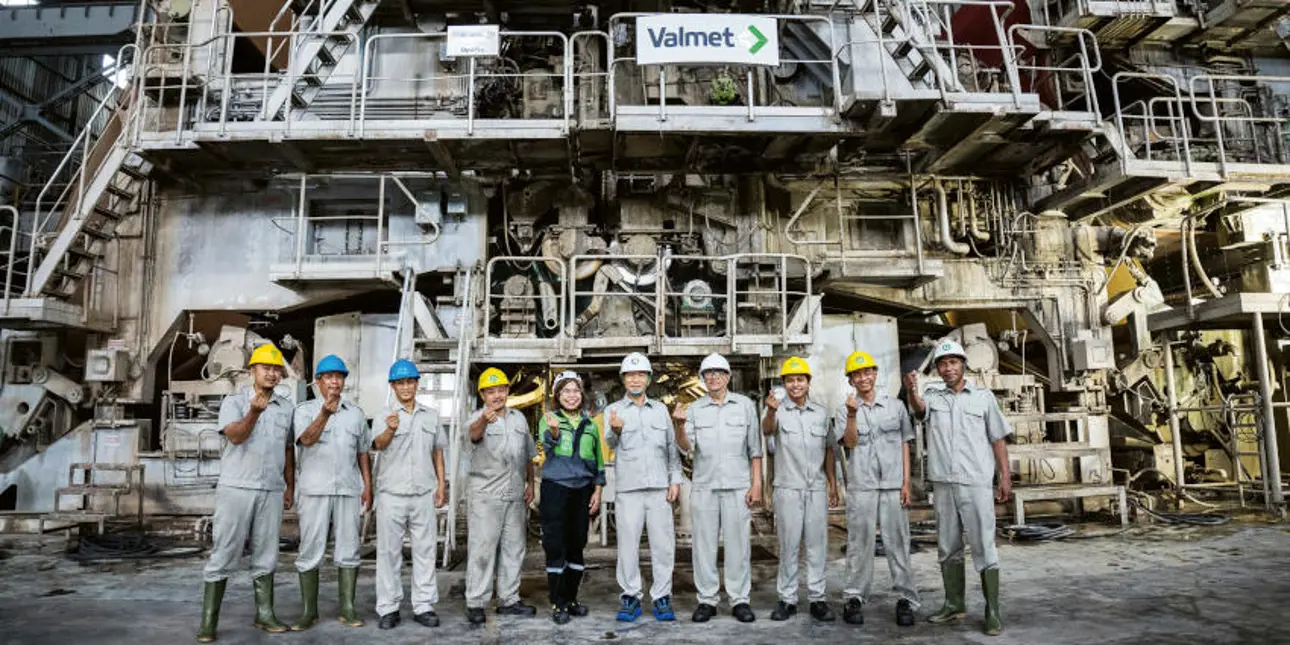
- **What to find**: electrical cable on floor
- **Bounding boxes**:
[68,532,204,564]
[998,523,1075,541]
[1132,503,1231,526]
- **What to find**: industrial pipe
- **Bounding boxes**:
[935,180,970,255]
[968,188,991,241]
[1251,313,1286,514]
[541,236,601,280]
[537,279,559,331]
[1163,342,1187,495]
[1187,215,1224,300]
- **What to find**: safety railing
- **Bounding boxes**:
[0,205,28,309]
[567,252,812,350]
[571,31,613,126]
[605,13,843,123]
[271,174,441,281]
[358,31,571,136]
[1008,25,1101,115]
[482,256,569,353]
[27,44,138,298]
[1033,0,1175,28]
[1111,72,1290,177]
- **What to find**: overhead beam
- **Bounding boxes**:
[423,132,459,179]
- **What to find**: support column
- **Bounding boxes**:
[1162,338,1186,495]
[1251,313,1285,515]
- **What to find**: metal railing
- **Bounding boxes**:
[1034,0,1176,28]
[567,252,812,350]
[0,205,27,308]
[1008,24,1101,114]
[272,174,442,281]
[482,256,569,353]
[606,13,842,121]
[358,31,571,136]
[1111,71,1290,176]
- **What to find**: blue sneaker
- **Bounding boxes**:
[616,595,642,622]
[653,596,676,622]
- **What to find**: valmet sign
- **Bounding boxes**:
[635,14,780,66]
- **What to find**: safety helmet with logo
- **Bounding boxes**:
[620,352,652,374]
[845,351,877,374]
[699,353,731,375]
[478,367,510,391]
[388,359,419,383]
[780,356,812,378]
[248,343,286,368]
[315,354,349,376]
[932,339,968,365]
[551,370,583,397]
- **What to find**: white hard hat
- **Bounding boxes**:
[620,352,652,374]
[932,339,968,364]
[699,353,730,374]
[552,370,583,387]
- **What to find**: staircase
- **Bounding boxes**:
[24,91,151,305]
[255,0,380,121]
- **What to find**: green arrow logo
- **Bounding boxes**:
[748,25,768,54]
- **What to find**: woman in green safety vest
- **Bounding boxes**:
[538,371,606,624]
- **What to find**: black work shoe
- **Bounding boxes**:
[567,600,589,617]
[732,603,756,623]
[896,599,915,627]
[414,611,440,628]
[378,612,400,630]
[810,601,835,622]
[466,607,486,625]
[692,603,717,623]
[770,601,797,621]
[843,598,864,625]
[496,601,538,617]
[552,604,571,625]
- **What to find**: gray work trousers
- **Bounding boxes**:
[375,492,439,616]
[203,486,283,583]
[933,482,999,572]
[296,494,362,572]
[615,489,675,601]
[691,488,751,607]
[465,496,527,609]
[774,488,829,604]
[844,489,920,607]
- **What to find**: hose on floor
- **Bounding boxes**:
[68,532,205,563]
[998,523,1075,541]
[1133,504,1231,526]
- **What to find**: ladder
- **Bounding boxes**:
[855,0,963,92]
[40,462,145,544]
[1221,392,1265,508]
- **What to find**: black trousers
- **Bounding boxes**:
[539,479,593,576]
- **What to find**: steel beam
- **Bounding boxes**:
[1251,313,1286,515]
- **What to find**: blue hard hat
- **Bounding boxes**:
[388,359,419,382]
[315,354,349,376]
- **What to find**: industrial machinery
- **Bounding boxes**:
[2,0,1288,548]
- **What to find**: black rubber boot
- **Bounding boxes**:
[564,568,588,616]
[196,579,226,642]
[290,568,319,631]
[251,575,289,633]
[547,572,565,609]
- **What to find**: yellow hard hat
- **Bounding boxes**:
[478,367,510,391]
[780,356,811,378]
[845,351,877,374]
[248,343,285,368]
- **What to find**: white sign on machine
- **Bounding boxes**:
[635,14,780,66]
[446,25,500,57]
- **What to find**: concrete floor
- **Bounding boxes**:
[1,521,1288,645]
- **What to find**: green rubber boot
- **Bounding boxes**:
[290,569,320,631]
[927,562,967,623]
[195,579,226,643]
[982,568,1003,636]
[337,567,364,627]
[252,574,290,633]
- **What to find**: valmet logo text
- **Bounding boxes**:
[645,25,769,54]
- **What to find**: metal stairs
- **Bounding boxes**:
[25,96,151,304]
[39,462,145,543]
[258,0,380,121]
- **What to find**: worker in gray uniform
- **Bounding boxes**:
[197,343,294,642]
[606,352,683,623]
[372,359,448,630]
[762,356,838,623]
[291,354,372,631]
[674,353,762,624]
[905,339,1012,636]
[836,350,918,627]
[464,367,538,625]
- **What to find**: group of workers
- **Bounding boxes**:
[195,339,1012,642]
